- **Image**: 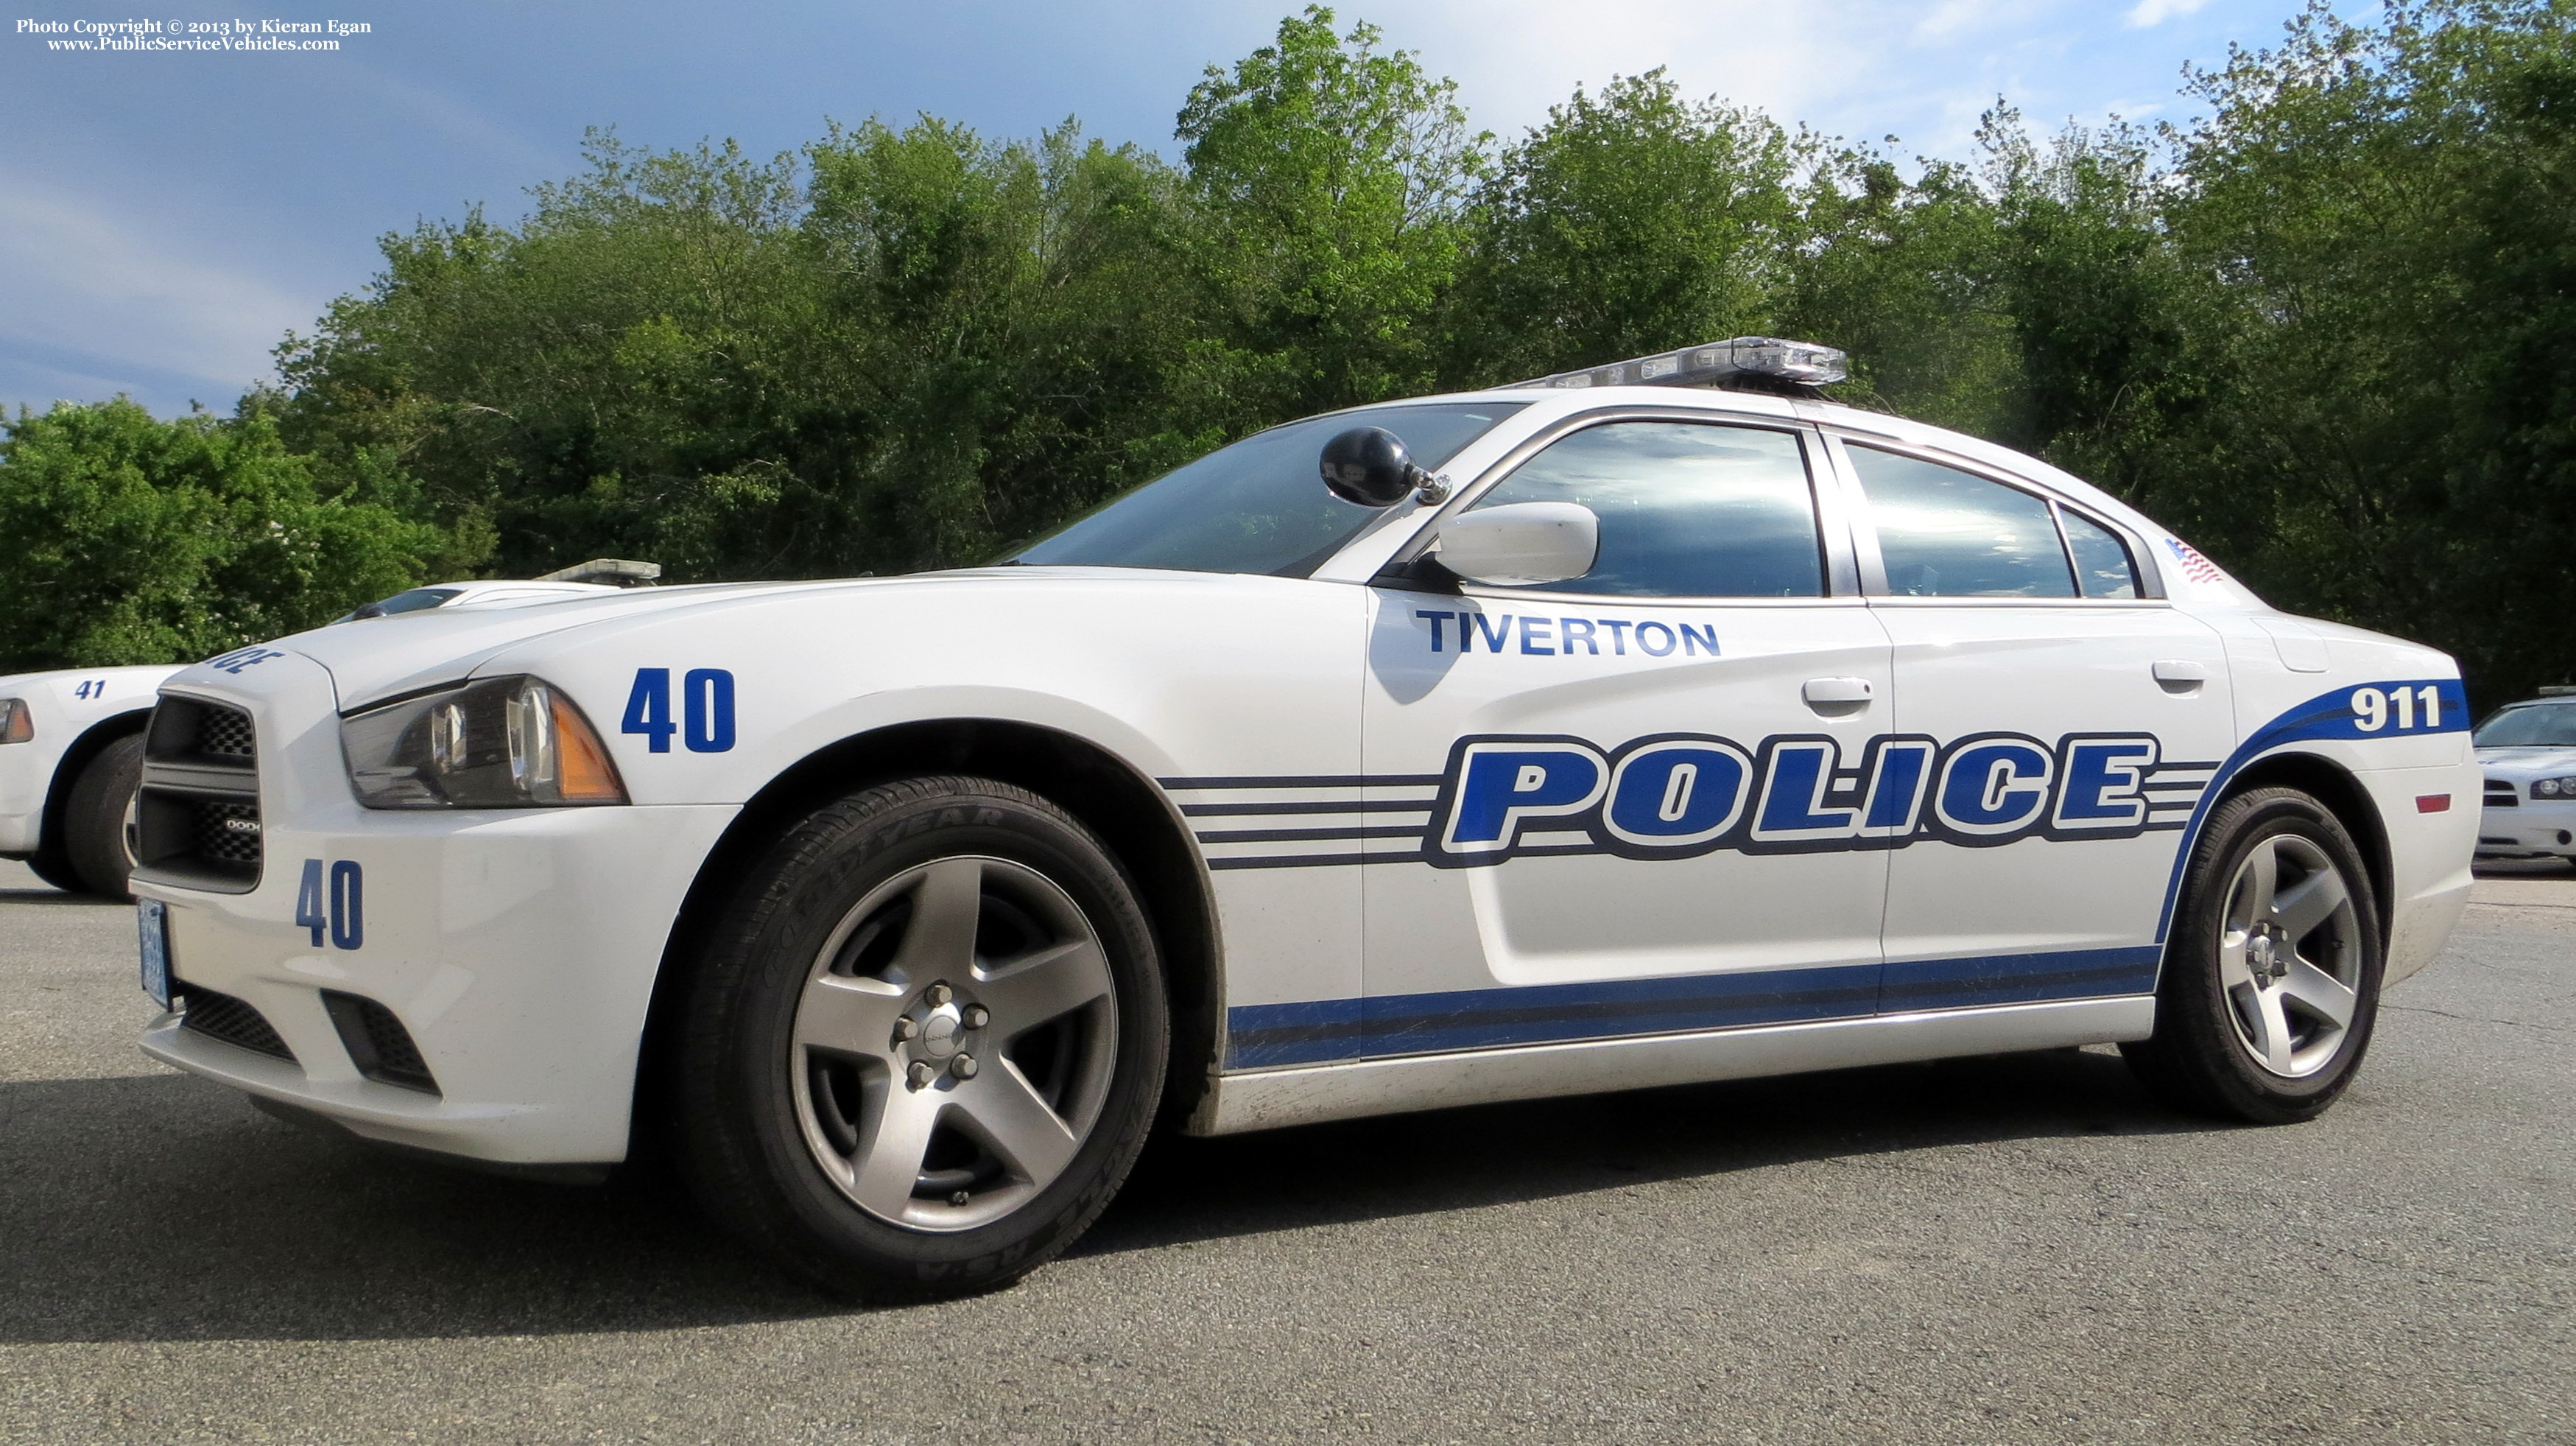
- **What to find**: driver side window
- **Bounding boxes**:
[1465,421,1825,598]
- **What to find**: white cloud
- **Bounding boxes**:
[1367,0,2102,161]
[1915,1,1992,40]
[1391,0,1857,136]
[0,172,319,410]
[2125,0,2214,27]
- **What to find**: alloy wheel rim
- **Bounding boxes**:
[2217,833,2362,1079]
[788,855,1118,1232]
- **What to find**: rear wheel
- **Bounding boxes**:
[675,776,1166,1300]
[2122,787,2382,1123]
[64,734,145,900]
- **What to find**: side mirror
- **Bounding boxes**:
[1435,502,1600,586]
[1320,427,1429,508]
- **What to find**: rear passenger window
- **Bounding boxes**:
[1468,421,1823,598]
[1849,446,2075,598]
[2061,510,2140,600]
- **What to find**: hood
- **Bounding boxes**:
[2476,745,2576,779]
[276,578,862,707]
[269,567,1198,709]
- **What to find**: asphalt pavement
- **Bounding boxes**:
[1,856,2569,1445]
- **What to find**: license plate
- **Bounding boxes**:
[137,898,172,1010]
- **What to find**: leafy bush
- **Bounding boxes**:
[0,399,453,668]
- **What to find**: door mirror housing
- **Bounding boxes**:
[1320,427,1430,508]
[1435,502,1600,586]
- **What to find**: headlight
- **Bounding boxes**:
[0,698,29,745]
[341,675,626,808]
[2532,776,2576,799]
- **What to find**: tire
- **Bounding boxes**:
[2122,787,2384,1124]
[674,776,1168,1301]
[64,734,145,900]
[22,851,84,893]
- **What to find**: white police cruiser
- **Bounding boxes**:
[1,578,624,899]
[1,664,187,896]
[128,339,2478,1299]
[2473,690,2576,864]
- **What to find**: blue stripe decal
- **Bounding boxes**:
[2150,677,2466,942]
[1227,947,2156,1069]
[1879,946,2161,1011]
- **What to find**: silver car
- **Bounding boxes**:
[2474,691,2576,866]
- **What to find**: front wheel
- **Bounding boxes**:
[674,776,1166,1300]
[65,734,144,900]
[2122,787,2383,1124]
[21,851,84,894]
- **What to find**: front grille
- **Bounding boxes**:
[322,992,440,1095]
[191,800,262,864]
[177,983,297,1062]
[2485,779,2520,809]
[134,695,262,893]
[195,707,256,758]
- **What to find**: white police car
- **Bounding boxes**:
[1,578,627,899]
[1,664,188,896]
[128,339,2478,1299]
[2473,690,2576,864]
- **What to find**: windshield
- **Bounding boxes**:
[335,586,462,622]
[1012,401,1526,577]
[2476,702,2576,748]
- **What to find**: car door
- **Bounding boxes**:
[1830,435,2237,1013]
[1350,413,1896,1061]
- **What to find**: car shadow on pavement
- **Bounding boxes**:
[0,1047,2217,1344]
[0,885,125,908]
[0,1072,832,1344]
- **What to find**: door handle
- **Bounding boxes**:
[2153,659,2209,694]
[1803,677,1873,711]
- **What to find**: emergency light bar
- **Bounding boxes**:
[1507,337,1848,393]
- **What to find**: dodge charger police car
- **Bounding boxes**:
[128,338,2477,1299]
[2473,690,2576,864]
[1,664,186,896]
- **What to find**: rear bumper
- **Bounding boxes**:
[2352,760,2479,988]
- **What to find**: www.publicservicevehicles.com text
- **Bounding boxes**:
[16,17,369,51]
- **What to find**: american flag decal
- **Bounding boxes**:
[2164,537,2225,586]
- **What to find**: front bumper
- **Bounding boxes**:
[139,803,736,1164]
[0,737,51,854]
[131,652,737,1165]
[2474,797,2576,859]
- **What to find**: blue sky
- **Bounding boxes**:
[1,0,2364,418]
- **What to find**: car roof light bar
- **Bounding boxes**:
[1505,337,1849,393]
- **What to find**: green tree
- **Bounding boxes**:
[1177,5,1486,415]
[1784,147,2020,438]
[799,116,1208,568]
[275,133,822,578]
[277,123,1208,578]
[1450,70,1806,385]
[0,399,446,670]
[2131,0,2576,702]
